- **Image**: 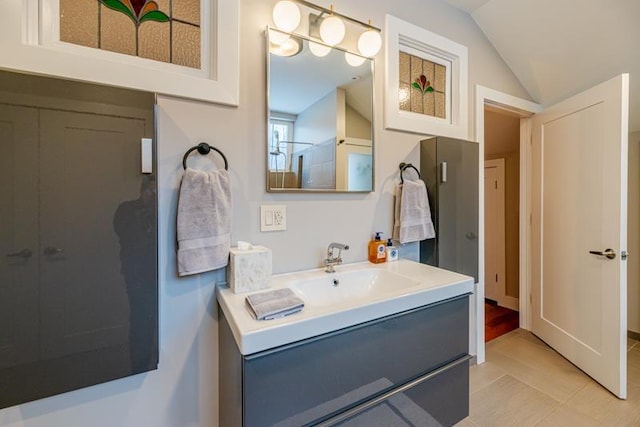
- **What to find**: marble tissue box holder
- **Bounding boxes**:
[228,242,272,294]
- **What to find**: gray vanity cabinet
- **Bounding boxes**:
[219,295,470,426]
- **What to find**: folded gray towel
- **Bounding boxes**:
[246,288,304,320]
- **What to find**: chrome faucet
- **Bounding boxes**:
[324,242,349,273]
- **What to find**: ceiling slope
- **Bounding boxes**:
[468,0,640,131]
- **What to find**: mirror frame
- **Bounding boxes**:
[265,27,375,193]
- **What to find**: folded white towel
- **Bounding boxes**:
[177,168,232,276]
[392,179,435,244]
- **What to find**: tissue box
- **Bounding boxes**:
[228,245,272,293]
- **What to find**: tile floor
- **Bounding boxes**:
[456,329,640,427]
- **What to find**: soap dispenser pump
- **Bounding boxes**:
[368,232,387,264]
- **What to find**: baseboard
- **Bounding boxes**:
[628,330,640,341]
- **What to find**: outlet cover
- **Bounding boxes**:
[261,205,286,231]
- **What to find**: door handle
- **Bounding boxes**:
[589,248,616,260]
[43,246,64,256]
[6,249,33,259]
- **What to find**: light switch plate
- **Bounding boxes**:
[261,205,286,231]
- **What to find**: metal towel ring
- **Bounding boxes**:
[399,162,421,184]
[182,142,229,170]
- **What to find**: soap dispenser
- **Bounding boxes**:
[386,238,398,262]
[368,232,387,264]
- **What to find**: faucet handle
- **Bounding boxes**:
[327,242,349,260]
[329,242,349,251]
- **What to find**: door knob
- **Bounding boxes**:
[6,248,33,259]
[43,246,64,256]
[589,248,616,260]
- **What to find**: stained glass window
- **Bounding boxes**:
[399,51,446,119]
[60,0,201,69]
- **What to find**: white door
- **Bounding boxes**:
[484,159,506,303]
[531,74,629,398]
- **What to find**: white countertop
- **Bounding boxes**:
[216,259,474,355]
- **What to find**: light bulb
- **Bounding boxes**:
[345,52,366,67]
[269,29,290,46]
[309,40,331,57]
[270,37,302,57]
[320,16,345,46]
[272,1,300,32]
[358,29,382,57]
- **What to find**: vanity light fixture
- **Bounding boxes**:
[269,29,304,57]
[358,24,382,57]
[319,6,345,46]
[344,52,366,67]
[270,0,382,58]
[271,38,302,57]
[308,40,331,57]
[272,1,301,32]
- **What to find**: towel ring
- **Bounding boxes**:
[182,142,229,171]
[399,162,421,184]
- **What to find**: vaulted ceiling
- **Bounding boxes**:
[445,0,640,132]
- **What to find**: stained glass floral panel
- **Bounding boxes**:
[398,51,446,119]
[59,0,201,69]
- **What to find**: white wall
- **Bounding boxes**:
[0,0,530,426]
[629,131,640,334]
[295,89,338,146]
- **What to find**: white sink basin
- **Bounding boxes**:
[290,269,420,307]
[216,259,474,355]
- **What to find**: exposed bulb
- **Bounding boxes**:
[358,29,382,57]
[309,40,331,57]
[320,15,345,46]
[270,37,302,57]
[272,1,301,32]
[345,52,366,67]
[269,29,290,46]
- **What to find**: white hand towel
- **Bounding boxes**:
[392,179,435,244]
[392,184,402,242]
[177,168,232,276]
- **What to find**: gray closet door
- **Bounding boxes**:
[0,72,158,409]
[38,110,144,359]
[0,105,39,369]
[437,138,479,282]
[420,137,478,282]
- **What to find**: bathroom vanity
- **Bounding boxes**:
[217,260,473,426]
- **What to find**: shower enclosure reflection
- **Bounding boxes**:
[267,28,374,192]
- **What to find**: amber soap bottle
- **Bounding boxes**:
[368,232,387,264]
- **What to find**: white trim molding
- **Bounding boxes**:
[474,84,542,364]
[0,0,239,106]
[384,14,468,139]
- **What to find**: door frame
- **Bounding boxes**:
[474,85,542,363]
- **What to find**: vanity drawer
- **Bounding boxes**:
[327,356,470,427]
[243,295,469,427]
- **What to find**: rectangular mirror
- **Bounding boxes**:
[267,28,374,192]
